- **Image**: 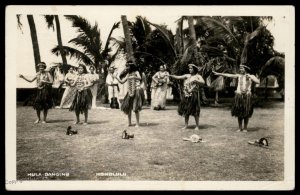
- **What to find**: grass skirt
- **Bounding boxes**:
[60,86,77,108]
[231,93,253,118]
[33,85,55,110]
[69,89,92,114]
[210,76,225,91]
[121,88,145,115]
[151,83,168,109]
[178,91,200,117]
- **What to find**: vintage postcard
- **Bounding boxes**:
[5,5,295,190]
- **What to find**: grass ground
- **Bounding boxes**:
[16,100,284,181]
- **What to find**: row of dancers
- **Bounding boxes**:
[19,61,260,131]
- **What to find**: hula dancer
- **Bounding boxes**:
[213,64,260,132]
[69,64,93,125]
[19,62,54,124]
[113,61,145,127]
[169,64,205,130]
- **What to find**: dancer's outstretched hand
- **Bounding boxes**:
[212,71,219,75]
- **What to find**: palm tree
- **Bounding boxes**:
[44,15,68,69]
[52,15,120,69]
[26,15,41,72]
[51,15,120,103]
[121,15,135,62]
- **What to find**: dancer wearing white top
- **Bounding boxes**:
[213,64,260,132]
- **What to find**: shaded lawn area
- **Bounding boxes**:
[16,101,284,181]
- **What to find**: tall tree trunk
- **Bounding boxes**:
[177,17,184,55]
[241,42,248,65]
[54,15,68,68]
[27,15,41,72]
[187,16,207,103]
[121,15,135,63]
[187,16,200,65]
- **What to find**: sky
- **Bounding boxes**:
[7,6,293,88]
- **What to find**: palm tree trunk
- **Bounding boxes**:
[187,16,197,43]
[27,15,41,72]
[187,16,200,65]
[176,17,184,55]
[54,15,68,67]
[121,15,135,63]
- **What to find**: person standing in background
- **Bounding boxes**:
[87,65,100,109]
[59,66,77,109]
[50,64,65,107]
[151,64,169,110]
[106,66,120,106]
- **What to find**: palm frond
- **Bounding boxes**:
[145,20,177,58]
[134,51,166,64]
[44,15,55,31]
[201,17,240,46]
[180,41,196,64]
[16,14,23,33]
[136,16,152,40]
[64,15,102,50]
[259,56,284,78]
[109,37,126,50]
[52,45,94,65]
[103,22,121,58]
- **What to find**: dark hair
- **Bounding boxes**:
[78,64,88,74]
[37,62,46,68]
[188,65,199,74]
[120,61,139,79]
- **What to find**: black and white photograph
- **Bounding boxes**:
[5,5,295,190]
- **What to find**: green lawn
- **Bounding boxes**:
[16,101,284,181]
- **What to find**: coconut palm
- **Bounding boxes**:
[16,15,41,72]
[52,15,120,69]
[51,15,121,103]
[121,15,135,63]
[44,15,68,69]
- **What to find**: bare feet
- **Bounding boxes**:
[135,124,140,128]
[242,129,248,132]
[83,122,88,125]
[236,129,242,132]
[181,126,188,130]
[74,121,79,125]
[34,119,40,124]
[42,121,47,124]
[194,127,199,130]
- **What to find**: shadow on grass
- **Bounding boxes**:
[85,120,109,125]
[46,119,74,123]
[139,122,159,127]
[246,127,267,132]
[189,124,216,129]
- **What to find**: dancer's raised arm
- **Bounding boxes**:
[212,71,239,78]
[113,73,128,84]
[19,74,36,83]
[169,74,188,80]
